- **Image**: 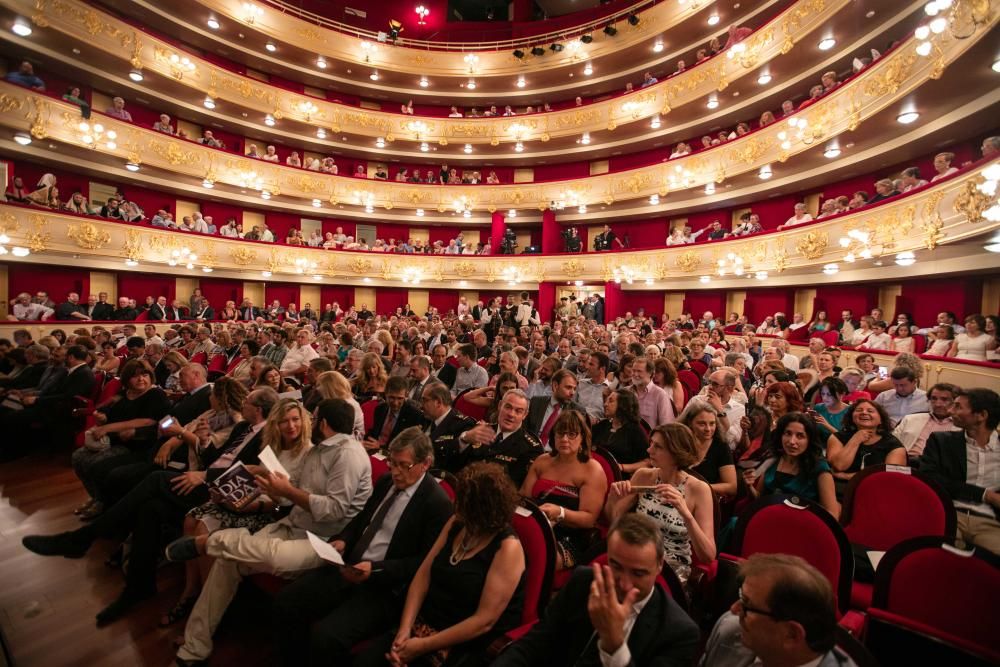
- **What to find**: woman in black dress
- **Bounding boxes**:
[681,403,738,499]
[591,388,650,474]
[356,461,525,667]
[826,399,906,493]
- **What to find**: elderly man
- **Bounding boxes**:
[170,398,372,663]
[7,292,53,321]
[893,383,962,461]
[683,369,745,448]
[279,329,319,377]
[112,296,138,321]
[700,554,853,667]
[273,427,453,665]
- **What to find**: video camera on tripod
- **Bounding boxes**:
[562,227,582,252]
[500,227,518,254]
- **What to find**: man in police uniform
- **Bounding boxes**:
[460,389,543,488]
[418,382,477,473]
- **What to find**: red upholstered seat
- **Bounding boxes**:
[134,309,148,321]
[206,353,228,379]
[225,356,243,374]
[912,334,927,354]
[361,399,379,433]
[677,370,701,405]
[510,499,557,625]
[729,495,853,617]
[841,465,956,607]
[821,330,840,347]
[868,537,1000,664]
[787,325,810,342]
[189,352,208,366]
[454,393,487,421]
[430,469,458,501]
[688,360,708,378]
[369,454,388,481]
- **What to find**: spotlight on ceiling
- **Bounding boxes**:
[12,18,32,36]
[125,161,140,172]
[206,17,220,30]
[897,111,920,124]
[550,42,563,52]
[128,69,144,82]
[512,49,525,59]
[580,33,593,44]
[603,23,617,36]
[265,41,277,52]
[13,131,31,146]
[419,77,429,87]
[627,13,640,26]
[818,37,836,51]
[531,45,545,56]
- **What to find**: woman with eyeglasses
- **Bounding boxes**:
[605,423,716,584]
[521,410,607,570]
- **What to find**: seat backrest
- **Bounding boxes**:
[872,536,1000,657]
[689,360,708,378]
[732,495,853,615]
[677,370,701,403]
[89,370,106,401]
[189,352,208,366]
[592,448,623,486]
[511,499,557,625]
[361,399,380,433]
[787,325,810,342]
[369,453,389,481]
[454,393,487,421]
[821,330,840,347]
[206,354,228,373]
[911,334,927,354]
[97,377,121,406]
[430,468,458,501]
[865,608,999,667]
[841,465,956,549]
[134,309,148,321]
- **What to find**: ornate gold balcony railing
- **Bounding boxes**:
[14,0,848,144]
[0,161,996,285]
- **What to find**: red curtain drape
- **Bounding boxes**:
[264,283,301,308]
[200,278,242,310]
[117,272,175,304]
[7,264,89,304]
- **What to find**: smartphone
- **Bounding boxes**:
[877,366,889,379]
[166,461,186,470]
[629,485,659,491]
[159,415,175,430]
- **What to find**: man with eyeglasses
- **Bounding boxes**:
[700,553,852,667]
[418,382,479,473]
[681,369,745,448]
[272,427,453,666]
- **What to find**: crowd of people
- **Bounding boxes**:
[2,287,997,664]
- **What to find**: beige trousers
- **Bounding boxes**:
[176,522,323,661]
[956,512,1000,555]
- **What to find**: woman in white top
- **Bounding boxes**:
[930,151,958,182]
[948,314,992,361]
[851,316,874,347]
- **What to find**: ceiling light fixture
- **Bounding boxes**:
[758,164,773,179]
[508,209,517,218]
[316,128,326,139]
[420,142,429,152]
[822,263,839,275]
[550,42,564,52]
[603,23,617,37]
[699,275,711,284]
[125,161,140,172]
[757,72,772,85]
[650,114,661,129]
[915,41,933,56]
[653,39,664,52]
[260,190,271,199]
[203,96,216,109]
[312,198,322,207]
[993,58,1000,73]
[369,71,379,81]
[583,63,593,75]
[818,37,836,50]
[13,131,31,146]
[706,96,719,109]
[894,251,917,266]
[12,19,32,36]
[415,4,430,24]
[580,33,593,44]
[580,132,591,145]
[578,205,587,214]
[897,111,920,124]
[125,259,139,267]
[416,208,425,216]
[261,270,272,278]
[264,114,275,126]
[984,233,1000,253]
[466,79,476,89]
[649,194,660,205]
[202,178,214,188]
[707,14,720,25]
[419,77,429,87]
[265,41,276,52]
[463,143,472,154]
[755,271,768,280]
[316,57,327,69]
[929,16,948,33]
[516,76,526,88]
[824,145,841,158]
[514,141,524,152]
[207,17,220,30]
[375,136,385,148]
[704,182,715,195]
[128,69,143,82]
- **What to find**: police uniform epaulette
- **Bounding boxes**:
[523,432,541,447]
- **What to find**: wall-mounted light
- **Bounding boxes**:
[818,37,836,50]
[415,4,430,25]
[206,17,220,30]
[316,57,327,69]
[13,131,31,146]
[128,69,143,82]
[125,161,140,172]
[265,41,277,52]
[12,19,32,37]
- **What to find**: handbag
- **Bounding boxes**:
[83,429,111,452]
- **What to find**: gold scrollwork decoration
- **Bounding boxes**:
[454,261,476,277]
[348,257,373,274]
[674,251,701,273]
[953,179,994,224]
[795,231,829,259]
[67,222,111,250]
[230,247,258,266]
[25,214,51,252]
[122,229,143,261]
[561,259,585,277]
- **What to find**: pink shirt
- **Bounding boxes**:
[633,381,674,428]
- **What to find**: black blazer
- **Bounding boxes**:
[429,408,477,473]
[432,363,457,389]
[493,567,699,667]
[193,306,215,321]
[462,426,543,489]
[91,302,115,320]
[0,362,47,390]
[239,307,261,321]
[921,431,999,519]
[154,359,171,388]
[203,422,264,483]
[34,365,95,411]
[334,473,453,594]
[172,385,214,425]
[525,396,586,446]
[366,401,427,443]
[148,304,167,321]
[165,307,187,321]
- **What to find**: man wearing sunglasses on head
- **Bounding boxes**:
[700,553,856,666]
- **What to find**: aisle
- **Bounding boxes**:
[0,455,275,666]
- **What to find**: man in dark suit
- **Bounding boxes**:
[0,343,49,391]
[429,343,457,390]
[525,369,586,450]
[921,388,1000,553]
[419,381,477,473]
[165,299,187,321]
[55,292,90,321]
[192,299,215,322]
[493,513,699,666]
[148,296,168,321]
[238,299,261,321]
[91,292,115,320]
[462,388,543,488]
[272,426,453,666]
[406,354,434,403]
[0,345,95,454]
[112,296,138,321]
[363,376,426,452]
[22,387,279,625]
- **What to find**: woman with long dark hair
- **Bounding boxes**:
[591,388,649,474]
[827,399,905,488]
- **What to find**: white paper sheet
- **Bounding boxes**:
[307,531,345,566]
[258,446,290,478]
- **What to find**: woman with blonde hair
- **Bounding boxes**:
[313,370,364,439]
[162,350,189,391]
[352,352,388,400]
[170,397,312,626]
[374,329,395,360]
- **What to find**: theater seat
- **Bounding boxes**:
[678,370,701,403]
[866,537,1000,664]
[361,399,379,434]
[206,354,228,379]
[454,393,487,421]
[430,468,458,501]
[369,453,388,481]
[821,330,840,347]
[840,465,956,610]
[189,352,208,366]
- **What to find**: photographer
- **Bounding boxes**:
[594,224,624,251]
[563,227,582,253]
[500,227,518,255]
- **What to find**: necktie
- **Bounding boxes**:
[540,403,561,444]
[379,411,398,447]
[348,488,402,563]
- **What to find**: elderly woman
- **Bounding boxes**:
[355,461,525,666]
[592,388,650,474]
[229,340,258,385]
[522,410,608,570]
[488,351,528,390]
[71,360,171,519]
[606,423,716,584]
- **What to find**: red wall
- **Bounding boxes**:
[742,288,795,323]
[682,291,727,320]
[264,283,301,308]
[200,278,242,309]
[320,286,354,310]
[117,272,176,303]
[7,264,88,304]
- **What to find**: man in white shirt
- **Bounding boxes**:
[261,224,275,243]
[9,292,53,321]
[191,213,209,234]
[682,369,745,448]
[918,310,966,335]
[143,324,164,347]
[787,313,808,332]
[492,514,699,666]
[280,329,319,377]
[893,383,961,459]
[875,367,929,428]
[220,219,240,238]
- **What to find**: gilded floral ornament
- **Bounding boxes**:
[28,96,50,139]
[348,257,373,274]
[0,94,24,114]
[795,231,828,259]
[922,191,947,250]
[561,259,585,277]
[230,247,257,266]
[147,139,199,166]
[454,261,476,277]
[953,179,994,224]
[773,245,789,273]
[67,222,110,249]
[674,251,701,273]
[25,214,51,253]
[121,229,143,261]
